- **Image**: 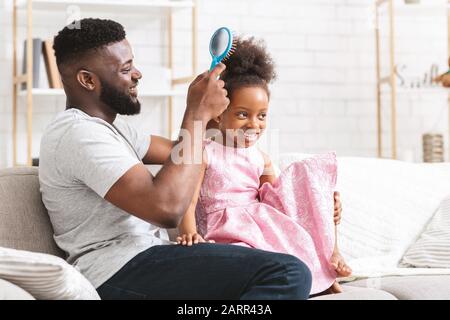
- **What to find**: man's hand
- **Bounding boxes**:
[176,233,215,246]
[186,63,229,123]
[334,191,342,225]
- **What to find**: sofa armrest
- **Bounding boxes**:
[0,278,35,300]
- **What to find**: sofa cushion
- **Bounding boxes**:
[309,285,397,300]
[0,246,100,300]
[0,167,64,258]
[345,275,450,300]
[400,196,450,268]
[0,278,35,300]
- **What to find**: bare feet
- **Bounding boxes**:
[311,281,343,297]
[325,281,343,294]
[311,251,352,297]
[331,250,352,277]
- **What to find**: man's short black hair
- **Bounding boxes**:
[53,18,126,67]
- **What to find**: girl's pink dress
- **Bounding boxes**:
[196,140,337,294]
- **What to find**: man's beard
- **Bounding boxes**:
[99,79,141,115]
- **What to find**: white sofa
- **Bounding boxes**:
[1,155,450,300]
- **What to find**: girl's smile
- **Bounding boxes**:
[217,86,269,148]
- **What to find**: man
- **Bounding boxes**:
[39,18,312,299]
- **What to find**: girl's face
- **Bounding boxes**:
[217,86,269,148]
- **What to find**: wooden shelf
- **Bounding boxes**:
[18,88,186,97]
[380,87,448,94]
[375,0,450,160]
[16,0,194,12]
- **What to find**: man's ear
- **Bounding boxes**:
[76,69,97,91]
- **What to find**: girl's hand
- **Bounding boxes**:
[176,233,215,246]
[334,191,342,225]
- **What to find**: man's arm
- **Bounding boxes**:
[142,135,175,165]
[105,64,229,229]
[143,119,223,167]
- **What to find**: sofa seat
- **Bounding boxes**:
[344,275,450,300]
[0,276,398,300]
[5,274,450,300]
[2,165,450,300]
[309,285,397,300]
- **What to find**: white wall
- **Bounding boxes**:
[0,0,449,168]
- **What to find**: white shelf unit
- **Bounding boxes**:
[376,2,450,16]
[19,0,195,10]
[375,0,449,160]
[12,0,197,166]
[18,88,187,97]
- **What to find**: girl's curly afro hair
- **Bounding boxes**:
[221,36,276,99]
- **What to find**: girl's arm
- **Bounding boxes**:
[177,161,208,245]
[259,150,277,187]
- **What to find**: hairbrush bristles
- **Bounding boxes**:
[222,42,236,62]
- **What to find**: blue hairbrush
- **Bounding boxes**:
[209,27,236,71]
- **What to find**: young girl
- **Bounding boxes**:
[176,37,351,295]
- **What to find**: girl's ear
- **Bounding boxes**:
[206,116,221,131]
[206,119,219,131]
[213,115,222,123]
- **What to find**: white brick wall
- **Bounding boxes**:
[0,0,449,168]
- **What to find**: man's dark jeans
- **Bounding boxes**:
[97,243,312,300]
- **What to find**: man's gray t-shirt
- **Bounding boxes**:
[39,108,171,288]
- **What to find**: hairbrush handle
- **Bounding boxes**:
[209,56,220,72]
